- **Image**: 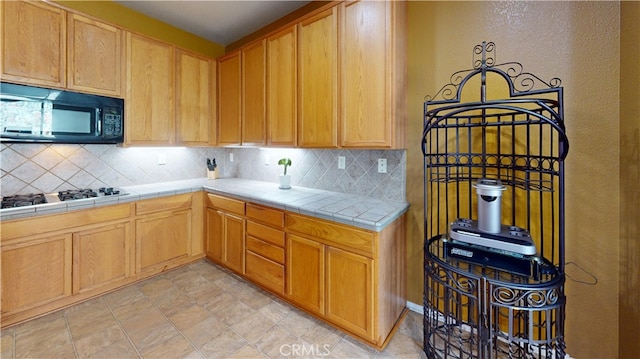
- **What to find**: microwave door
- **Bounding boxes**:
[51,105,95,135]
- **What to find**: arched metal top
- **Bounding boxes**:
[424,42,562,104]
[423,41,569,160]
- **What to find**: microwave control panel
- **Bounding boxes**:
[102,107,123,137]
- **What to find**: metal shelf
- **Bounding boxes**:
[422,42,568,358]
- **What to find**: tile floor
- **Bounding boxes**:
[0,260,426,359]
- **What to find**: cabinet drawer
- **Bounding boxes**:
[245,251,284,294]
[247,236,284,264]
[246,203,284,228]
[206,194,245,216]
[286,213,374,257]
[136,193,192,215]
[246,221,285,247]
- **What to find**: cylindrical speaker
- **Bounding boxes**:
[474,178,506,233]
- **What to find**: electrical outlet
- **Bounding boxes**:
[338,156,346,169]
[230,153,234,162]
[264,153,270,165]
[158,153,166,165]
[377,158,387,173]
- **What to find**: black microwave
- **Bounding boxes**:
[0,82,124,144]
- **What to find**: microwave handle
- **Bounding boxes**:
[97,108,101,135]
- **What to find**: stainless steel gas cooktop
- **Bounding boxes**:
[1,187,126,209]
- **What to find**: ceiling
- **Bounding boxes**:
[115,1,312,46]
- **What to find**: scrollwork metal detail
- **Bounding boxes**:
[492,286,561,308]
[425,41,562,102]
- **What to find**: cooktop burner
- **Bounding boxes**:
[58,189,98,201]
[1,193,47,209]
[1,187,126,209]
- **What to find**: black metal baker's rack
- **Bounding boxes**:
[422,42,569,358]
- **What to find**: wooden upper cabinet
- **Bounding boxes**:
[176,49,212,145]
[267,26,297,147]
[297,7,338,148]
[125,32,175,145]
[210,59,218,146]
[340,0,406,149]
[242,39,266,146]
[67,13,123,97]
[218,51,242,145]
[1,1,66,88]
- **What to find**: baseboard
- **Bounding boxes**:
[406,300,423,314]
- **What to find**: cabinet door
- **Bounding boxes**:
[297,7,338,148]
[210,59,218,146]
[340,0,406,148]
[267,26,297,147]
[218,51,241,145]
[286,234,324,315]
[242,39,266,146]
[224,213,245,274]
[72,222,131,294]
[176,49,211,145]
[206,208,224,262]
[326,246,374,340]
[67,13,123,97]
[1,1,66,87]
[136,209,191,273]
[1,234,72,315]
[126,32,175,145]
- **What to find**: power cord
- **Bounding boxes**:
[564,261,598,285]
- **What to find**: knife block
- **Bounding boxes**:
[207,169,218,180]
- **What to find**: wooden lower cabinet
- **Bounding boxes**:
[1,234,72,315]
[204,194,406,349]
[73,222,131,294]
[286,234,325,315]
[206,208,224,262]
[205,194,246,274]
[286,234,375,341]
[134,193,201,274]
[325,246,374,340]
[1,193,204,328]
[221,213,245,274]
[135,209,191,273]
[206,209,245,274]
[285,212,407,349]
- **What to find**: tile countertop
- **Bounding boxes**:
[1,178,410,232]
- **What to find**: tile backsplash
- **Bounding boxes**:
[1,144,406,201]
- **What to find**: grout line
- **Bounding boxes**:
[62,307,80,359]
[103,292,144,358]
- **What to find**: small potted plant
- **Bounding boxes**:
[278,158,292,189]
